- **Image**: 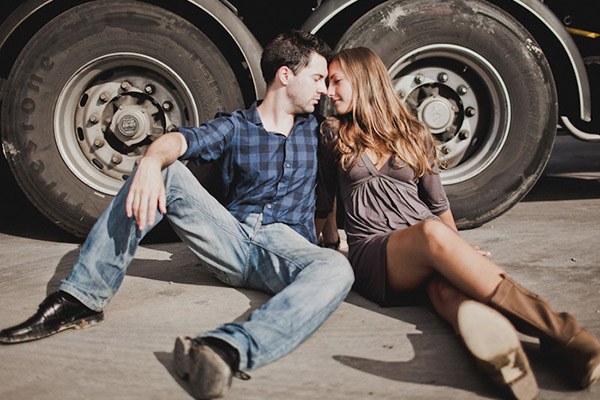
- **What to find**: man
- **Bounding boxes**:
[0,30,354,399]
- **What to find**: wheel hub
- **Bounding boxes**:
[418,95,455,134]
[393,66,479,168]
[109,97,158,146]
[116,113,142,138]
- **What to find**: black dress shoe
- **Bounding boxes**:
[0,291,104,344]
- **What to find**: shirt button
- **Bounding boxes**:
[285,162,292,168]
[266,204,273,209]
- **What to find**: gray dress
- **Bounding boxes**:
[339,152,449,305]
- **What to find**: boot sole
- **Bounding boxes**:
[458,300,539,400]
[581,357,600,388]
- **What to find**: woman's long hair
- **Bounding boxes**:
[324,47,437,177]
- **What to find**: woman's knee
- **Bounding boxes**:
[418,219,453,255]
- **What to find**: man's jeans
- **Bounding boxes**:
[59,161,354,370]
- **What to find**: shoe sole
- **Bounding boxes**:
[172,336,232,399]
[0,313,104,344]
[173,336,192,379]
[458,300,539,400]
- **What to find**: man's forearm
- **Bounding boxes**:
[142,131,188,167]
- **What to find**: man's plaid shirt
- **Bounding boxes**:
[178,102,319,243]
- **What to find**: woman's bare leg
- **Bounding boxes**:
[387,220,547,398]
[426,277,470,332]
[386,219,504,300]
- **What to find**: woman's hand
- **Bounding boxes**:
[473,245,492,257]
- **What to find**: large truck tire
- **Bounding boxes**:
[336,0,557,229]
[1,0,243,237]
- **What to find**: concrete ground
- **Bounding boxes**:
[0,135,599,399]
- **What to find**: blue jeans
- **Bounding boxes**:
[59,161,354,370]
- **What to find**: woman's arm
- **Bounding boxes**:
[437,209,458,232]
[315,123,340,239]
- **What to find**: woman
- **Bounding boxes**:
[318,47,600,399]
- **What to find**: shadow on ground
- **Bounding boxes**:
[332,293,584,396]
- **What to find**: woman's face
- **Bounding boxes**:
[327,60,353,115]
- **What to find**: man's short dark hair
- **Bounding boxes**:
[260,29,332,85]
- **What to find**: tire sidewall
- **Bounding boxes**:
[337,0,557,227]
[1,1,243,236]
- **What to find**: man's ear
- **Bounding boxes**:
[276,65,292,86]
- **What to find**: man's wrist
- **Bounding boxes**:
[136,154,163,168]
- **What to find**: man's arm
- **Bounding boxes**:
[125,131,188,231]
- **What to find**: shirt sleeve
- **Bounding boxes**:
[177,114,235,163]
[417,162,450,215]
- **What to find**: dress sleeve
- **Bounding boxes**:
[417,162,450,215]
[315,120,340,218]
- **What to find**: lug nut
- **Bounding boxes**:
[457,85,468,95]
[458,130,470,140]
[413,74,424,84]
[121,81,131,91]
[437,72,448,83]
[162,101,173,111]
[99,92,109,102]
[441,146,450,155]
[144,84,155,94]
[111,154,123,164]
[465,107,476,117]
[89,114,99,124]
[94,139,105,148]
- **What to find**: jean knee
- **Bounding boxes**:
[321,251,354,292]
[162,161,191,184]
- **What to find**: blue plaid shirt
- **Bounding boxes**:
[178,102,319,243]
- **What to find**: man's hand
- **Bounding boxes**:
[123,131,187,231]
[125,156,167,231]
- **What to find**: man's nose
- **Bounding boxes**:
[318,80,327,95]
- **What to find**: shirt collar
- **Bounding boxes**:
[243,101,310,129]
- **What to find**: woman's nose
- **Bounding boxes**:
[327,85,334,97]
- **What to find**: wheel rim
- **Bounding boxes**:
[389,44,511,185]
[54,52,199,195]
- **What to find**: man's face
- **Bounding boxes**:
[287,52,328,114]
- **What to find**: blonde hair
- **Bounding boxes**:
[323,47,437,177]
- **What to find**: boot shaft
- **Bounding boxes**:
[489,274,579,344]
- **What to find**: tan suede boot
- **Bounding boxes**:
[489,274,600,388]
[458,300,539,400]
